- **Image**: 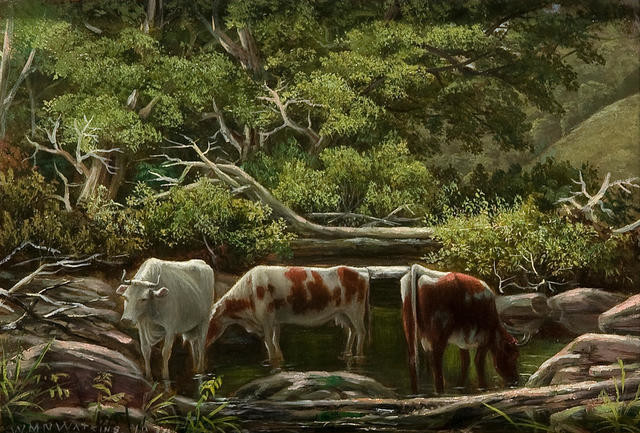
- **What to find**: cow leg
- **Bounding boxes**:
[271,324,283,362]
[457,349,470,388]
[161,334,175,381]
[197,325,207,372]
[430,341,447,394]
[474,346,488,390]
[262,323,281,366]
[354,319,366,358]
[139,329,152,379]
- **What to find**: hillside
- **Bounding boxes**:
[533,93,640,178]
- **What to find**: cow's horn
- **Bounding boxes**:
[120,269,132,285]
[515,333,531,346]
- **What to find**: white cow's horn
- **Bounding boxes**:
[129,274,161,288]
[121,269,133,285]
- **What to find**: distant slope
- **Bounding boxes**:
[534,93,640,177]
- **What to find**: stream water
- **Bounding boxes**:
[171,281,569,398]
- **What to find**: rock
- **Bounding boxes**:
[547,288,626,334]
[233,371,397,401]
[549,406,588,432]
[599,294,640,335]
[20,340,151,408]
[496,293,549,335]
[526,333,640,387]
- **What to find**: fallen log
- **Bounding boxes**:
[174,373,640,431]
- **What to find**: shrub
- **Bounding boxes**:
[0,169,146,259]
[273,160,340,213]
[263,135,442,220]
[428,197,633,291]
[134,179,294,263]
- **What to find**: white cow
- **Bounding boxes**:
[206,265,371,365]
[116,258,215,380]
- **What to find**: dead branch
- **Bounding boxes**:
[0,241,62,267]
[2,254,98,297]
[306,212,402,227]
[613,218,640,234]
[493,258,570,293]
[26,116,122,207]
[258,83,325,150]
[52,163,73,212]
[154,136,434,241]
[556,171,639,223]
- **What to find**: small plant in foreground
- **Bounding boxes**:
[595,359,640,433]
[0,341,69,425]
[177,377,238,433]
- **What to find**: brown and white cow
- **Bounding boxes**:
[401,264,519,394]
[206,265,370,364]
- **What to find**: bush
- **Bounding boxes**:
[428,197,633,291]
[273,160,340,213]
[0,169,146,259]
[135,178,294,263]
[262,135,442,220]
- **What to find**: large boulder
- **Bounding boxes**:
[234,371,397,401]
[599,294,640,335]
[526,333,640,387]
[496,293,549,335]
[20,340,151,408]
[547,288,626,334]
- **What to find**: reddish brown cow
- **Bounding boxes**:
[206,265,370,364]
[401,264,519,394]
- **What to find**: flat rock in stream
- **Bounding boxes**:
[526,333,640,387]
[599,293,640,335]
[20,340,151,408]
[234,371,397,401]
[547,288,627,334]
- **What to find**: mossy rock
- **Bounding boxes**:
[233,371,397,401]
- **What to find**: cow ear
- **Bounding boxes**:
[116,285,128,295]
[152,287,169,298]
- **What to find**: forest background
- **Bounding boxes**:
[1,0,639,294]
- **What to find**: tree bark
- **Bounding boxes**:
[78,160,109,202]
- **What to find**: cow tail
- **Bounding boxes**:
[411,263,420,382]
[365,269,372,345]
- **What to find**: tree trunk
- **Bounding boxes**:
[78,160,109,202]
[107,154,126,200]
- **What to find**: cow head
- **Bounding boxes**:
[116,270,168,324]
[493,330,519,387]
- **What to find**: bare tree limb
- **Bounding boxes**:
[556,171,639,226]
[258,83,325,150]
[155,136,434,240]
[52,163,72,212]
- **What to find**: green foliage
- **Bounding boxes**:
[0,170,146,258]
[485,359,640,432]
[593,360,640,433]
[88,372,126,422]
[273,160,340,213]
[0,342,69,426]
[134,179,294,263]
[264,136,441,219]
[429,198,633,290]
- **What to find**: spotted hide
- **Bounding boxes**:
[401,264,519,394]
[206,265,371,364]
